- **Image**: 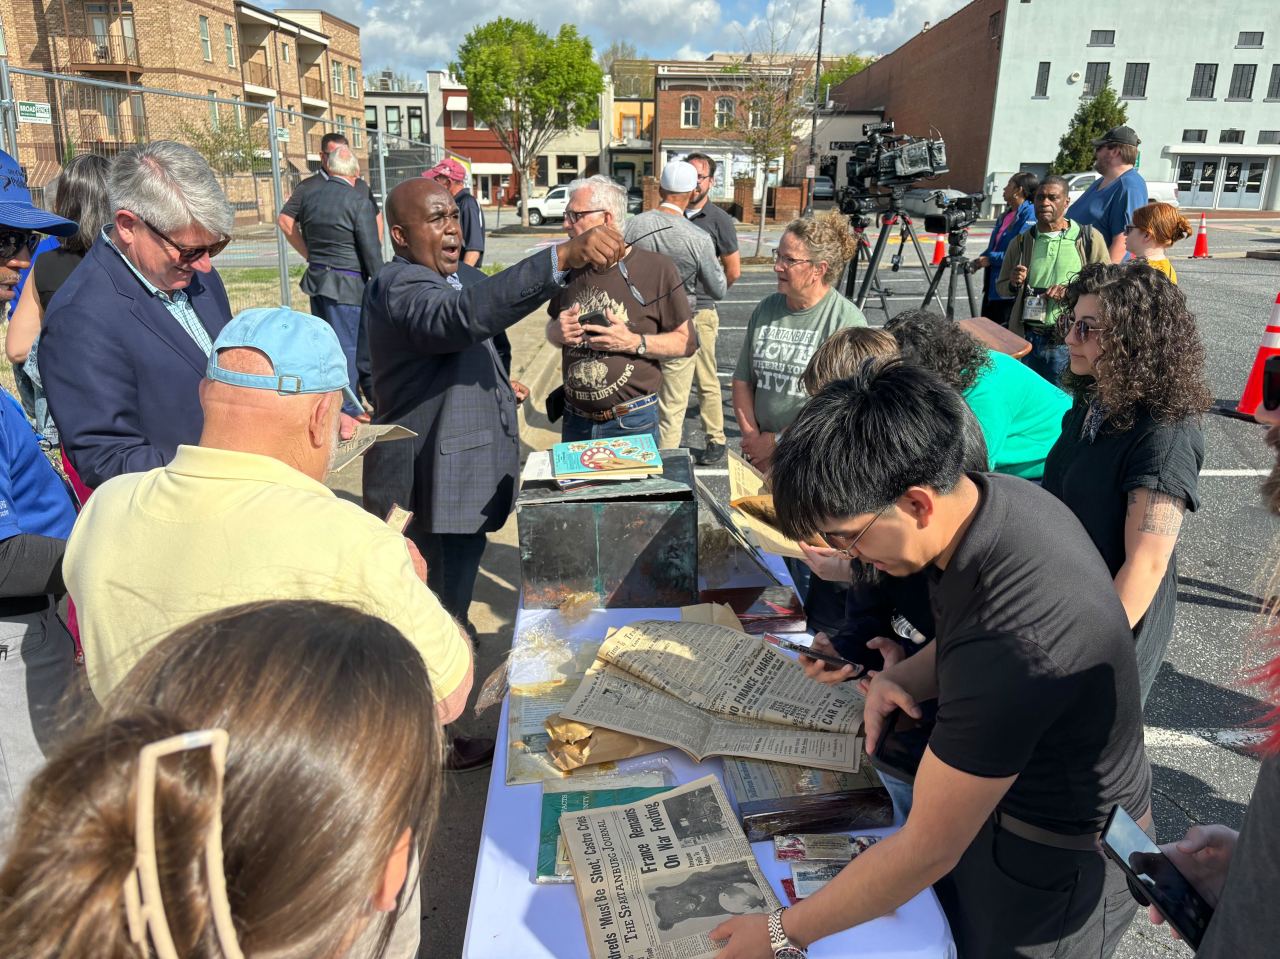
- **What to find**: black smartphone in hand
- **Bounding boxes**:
[579,308,608,328]
[764,633,857,670]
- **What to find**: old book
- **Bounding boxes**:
[537,772,671,883]
[722,756,893,842]
[551,436,663,480]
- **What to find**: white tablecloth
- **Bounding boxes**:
[461,605,957,959]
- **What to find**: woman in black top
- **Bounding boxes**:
[1042,263,1211,704]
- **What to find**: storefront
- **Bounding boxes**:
[470,161,513,206]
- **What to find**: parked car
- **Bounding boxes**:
[519,185,570,226]
[811,176,835,201]
[1064,171,1179,207]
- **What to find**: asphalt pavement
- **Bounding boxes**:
[331,217,1280,959]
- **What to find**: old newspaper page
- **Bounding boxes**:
[561,775,782,959]
[726,450,809,559]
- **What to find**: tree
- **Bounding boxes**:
[178,114,269,177]
[452,19,604,226]
[598,40,638,75]
[1050,77,1128,174]
[603,40,653,98]
[817,53,874,99]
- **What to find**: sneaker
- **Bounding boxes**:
[698,441,726,466]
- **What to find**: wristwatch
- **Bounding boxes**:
[768,908,807,959]
[636,333,648,355]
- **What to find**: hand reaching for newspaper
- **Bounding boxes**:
[799,633,860,685]
[710,912,772,959]
[862,673,922,757]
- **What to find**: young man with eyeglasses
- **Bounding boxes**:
[710,358,1151,959]
[619,160,725,453]
[546,174,696,446]
[39,141,238,490]
[1066,125,1149,264]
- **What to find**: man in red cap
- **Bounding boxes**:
[425,157,485,267]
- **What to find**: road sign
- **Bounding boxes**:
[17,101,52,125]
[805,164,816,179]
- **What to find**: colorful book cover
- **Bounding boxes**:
[550,436,663,478]
[536,782,670,883]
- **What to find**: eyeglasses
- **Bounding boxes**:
[696,174,714,182]
[772,249,813,269]
[0,228,40,262]
[1123,223,1138,234]
[820,503,892,558]
[1061,315,1108,341]
[564,208,606,225]
[615,224,689,307]
[139,216,230,264]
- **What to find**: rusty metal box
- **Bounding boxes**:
[516,449,698,608]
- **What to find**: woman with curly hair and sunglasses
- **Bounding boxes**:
[1043,263,1211,704]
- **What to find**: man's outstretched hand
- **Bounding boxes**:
[558,225,626,271]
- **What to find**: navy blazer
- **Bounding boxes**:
[361,249,561,536]
[38,236,232,489]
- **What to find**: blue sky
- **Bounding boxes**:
[285,0,970,78]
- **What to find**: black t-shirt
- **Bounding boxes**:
[927,473,1151,834]
[34,247,85,310]
[281,171,379,220]
[686,202,738,310]
[549,249,690,413]
[1197,753,1280,958]
[456,188,486,265]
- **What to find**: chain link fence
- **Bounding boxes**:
[0,65,458,314]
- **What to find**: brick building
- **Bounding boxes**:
[0,0,365,220]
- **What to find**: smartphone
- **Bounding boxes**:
[1101,805,1214,949]
[384,504,414,535]
[579,309,608,328]
[1264,355,1280,411]
[764,633,857,670]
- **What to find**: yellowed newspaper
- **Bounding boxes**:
[560,775,782,959]
[328,423,416,473]
[560,620,864,772]
[726,450,808,559]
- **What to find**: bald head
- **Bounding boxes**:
[387,178,461,274]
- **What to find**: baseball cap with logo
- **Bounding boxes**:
[660,159,698,193]
[206,307,360,409]
[0,149,77,236]
[1091,125,1141,148]
[423,157,467,182]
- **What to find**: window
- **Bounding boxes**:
[223,24,234,66]
[621,114,637,138]
[208,89,219,129]
[1260,131,1280,145]
[348,65,357,95]
[365,105,378,131]
[681,96,700,128]
[281,42,290,64]
[1088,29,1115,46]
[474,116,488,131]
[288,102,296,125]
[1034,61,1050,96]
[1083,61,1110,96]
[1122,63,1148,97]
[988,13,1000,39]
[535,155,548,186]
[1190,63,1217,98]
[336,117,346,136]
[408,106,423,141]
[331,60,343,97]
[1269,64,1280,98]
[0,15,8,57]
[199,16,211,61]
[385,106,401,137]
[1239,32,1264,47]
[1220,128,1245,144]
[715,96,734,127]
[1182,129,1207,143]
[749,102,765,129]
[1229,64,1257,99]
[231,94,242,128]
[449,110,466,130]
[351,119,361,148]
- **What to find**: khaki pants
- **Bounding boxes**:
[658,307,726,450]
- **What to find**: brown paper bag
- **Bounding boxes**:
[545,713,668,771]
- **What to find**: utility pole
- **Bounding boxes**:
[806,0,827,215]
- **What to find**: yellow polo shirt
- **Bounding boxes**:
[65,445,471,703]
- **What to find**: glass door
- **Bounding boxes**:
[1179,157,1218,207]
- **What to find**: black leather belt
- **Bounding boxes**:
[566,393,657,423]
[0,595,53,618]
[994,805,1153,852]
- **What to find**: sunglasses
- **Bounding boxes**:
[1061,316,1107,341]
[0,228,40,261]
[140,216,230,264]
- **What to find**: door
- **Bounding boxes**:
[1178,158,1218,207]
[89,14,109,61]
[120,15,137,61]
[1219,158,1267,210]
[101,90,119,138]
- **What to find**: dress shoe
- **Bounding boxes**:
[444,734,496,772]
[698,441,726,466]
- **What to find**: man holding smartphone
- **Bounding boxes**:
[711,359,1151,959]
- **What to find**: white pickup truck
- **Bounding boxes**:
[1065,171,1179,207]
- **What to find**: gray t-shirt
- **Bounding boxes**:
[624,208,726,313]
[687,202,739,311]
[733,287,867,434]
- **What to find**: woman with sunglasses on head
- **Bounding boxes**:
[0,600,442,959]
[1042,263,1211,704]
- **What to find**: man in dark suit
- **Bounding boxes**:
[39,141,235,491]
[362,178,624,640]
[295,145,382,417]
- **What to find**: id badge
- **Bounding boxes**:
[1023,294,1046,324]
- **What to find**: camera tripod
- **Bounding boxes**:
[920,227,980,319]
[843,206,940,314]
[840,225,890,315]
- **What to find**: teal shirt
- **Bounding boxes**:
[963,350,1072,479]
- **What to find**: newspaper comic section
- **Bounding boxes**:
[561,775,782,959]
[560,619,864,772]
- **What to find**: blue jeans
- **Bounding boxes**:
[878,769,915,826]
[310,295,363,416]
[561,397,660,446]
[1023,328,1070,387]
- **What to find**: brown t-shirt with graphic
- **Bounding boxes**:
[550,248,691,414]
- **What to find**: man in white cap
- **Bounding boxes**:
[622,158,725,453]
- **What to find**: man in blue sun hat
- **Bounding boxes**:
[0,146,83,837]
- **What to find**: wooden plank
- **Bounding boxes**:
[959,316,1032,359]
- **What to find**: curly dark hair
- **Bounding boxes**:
[1061,263,1212,431]
[884,309,991,393]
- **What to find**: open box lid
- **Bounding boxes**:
[517,449,694,505]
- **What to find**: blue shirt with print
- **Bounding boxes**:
[0,389,75,542]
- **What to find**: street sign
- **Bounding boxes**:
[276,126,289,142]
[17,101,51,125]
[805,164,816,179]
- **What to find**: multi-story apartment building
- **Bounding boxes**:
[831,0,1280,211]
[608,82,655,188]
[0,0,365,218]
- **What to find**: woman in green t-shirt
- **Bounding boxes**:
[732,210,866,473]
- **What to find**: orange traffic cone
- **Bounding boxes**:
[931,234,946,265]
[1234,292,1280,417]
[1191,213,1211,259]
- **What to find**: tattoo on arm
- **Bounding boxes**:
[1129,489,1187,536]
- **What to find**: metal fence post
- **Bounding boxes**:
[266,101,291,308]
[375,131,392,262]
[0,60,19,158]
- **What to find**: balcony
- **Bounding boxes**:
[301,75,327,107]
[78,112,148,147]
[243,58,274,96]
[66,34,141,70]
